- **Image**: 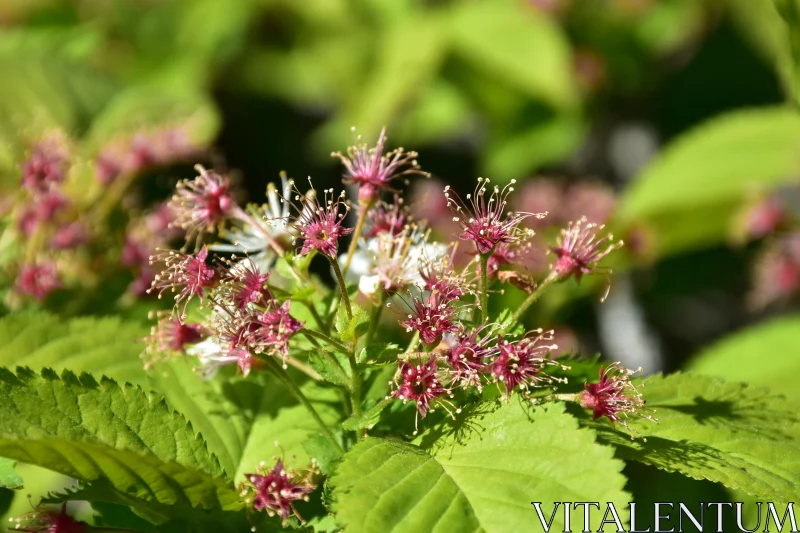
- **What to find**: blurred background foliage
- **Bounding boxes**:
[1,0,800,524]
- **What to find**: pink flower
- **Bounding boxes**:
[400,295,458,346]
[287,182,353,258]
[365,199,408,238]
[445,178,542,255]
[146,315,207,354]
[443,327,496,390]
[550,217,622,283]
[148,246,219,315]
[489,330,561,399]
[244,301,304,358]
[219,258,272,311]
[50,222,88,250]
[418,247,470,304]
[94,151,121,185]
[749,233,800,308]
[15,263,62,301]
[11,503,86,533]
[393,357,451,419]
[244,459,317,525]
[332,127,427,202]
[190,339,257,379]
[580,363,657,438]
[169,165,237,241]
[20,140,68,192]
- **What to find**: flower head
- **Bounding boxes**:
[749,232,800,308]
[580,363,657,439]
[244,301,304,359]
[20,139,68,193]
[212,174,294,270]
[418,245,471,304]
[243,459,318,525]
[443,327,496,390]
[445,178,543,254]
[332,127,427,202]
[148,245,219,315]
[489,330,563,399]
[399,294,458,346]
[169,165,237,241]
[143,313,208,368]
[11,503,86,533]
[392,356,457,432]
[285,181,353,258]
[365,198,408,238]
[15,263,62,301]
[550,217,623,285]
[217,258,272,311]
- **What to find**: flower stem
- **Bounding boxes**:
[300,327,350,353]
[552,392,580,402]
[283,356,323,381]
[342,201,371,278]
[265,357,344,454]
[329,256,352,320]
[347,351,364,438]
[479,253,490,323]
[360,396,393,424]
[508,275,557,328]
[365,293,386,345]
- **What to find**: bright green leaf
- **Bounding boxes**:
[0,457,22,489]
[331,402,629,532]
[688,315,800,402]
[0,368,239,512]
[335,303,370,343]
[586,372,800,501]
[449,0,578,110]
[618,107,800,256]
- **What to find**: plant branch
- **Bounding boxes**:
[479,252,490,323]
[508,274,557,328]
[301,327,350,353]
[265,357,344,453]
[342,200,371,277]
[329,255,352,320]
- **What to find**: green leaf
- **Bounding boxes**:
[331,402,628,532]
[306,350,350,387]
[449,0,578,111]
[0,457,22,489]
[0,368,239,513]
[585,372,800,501]
[358,343,402,365]
[335,303,370,343]
[617,106,800,256]
[688,315,800,403]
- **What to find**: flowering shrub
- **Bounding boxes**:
[0,129,796,533]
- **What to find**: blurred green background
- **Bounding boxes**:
[1,0,800,524]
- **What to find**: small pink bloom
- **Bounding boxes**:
[332,127,427,202]
[94,151,122,185]
[365,199,408,238]
[146,315,207,354]
[561,182,616,225]
[244,459,317,525]
[12,503,86,533]
[418,247,470,304]
[16,263,62,301]
[20,140,68,192]
[550,217,622,283]
[445,178,543,255]
[245,301,304,357]
[287,182,353,258]
[489,330,562,399]
[393,356,450,419]
[219,258,272,311]
[51,222,88,250]
[400,295,458,346]
[750,233,800,308]
[148,246,219,315]
[580,363,657,439]
[513,178,563,229]
[169,165,237,241]
[444,327,496,390]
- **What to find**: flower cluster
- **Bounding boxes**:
[142,127,653,520]
[241,458,319,526]
[10,504,86,533]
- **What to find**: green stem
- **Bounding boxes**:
[479,253,490,323]
[508,275,557,328]
[365,293,386,346]
[359,396,393,424]
[301,327,350,353]
[348,352,363,415]
[552,392,580,402]
[342,201,371,278]
[405,331,420,353]
[329,256,352,320]
[283,356,322,381]
[265,357,344,453]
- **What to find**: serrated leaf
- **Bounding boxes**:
[335,303,369,343]
[688,315,800,402]
[617,107,800,256]
[358,343,402,365]
[0,457,22,489]
[306,350,350,387]
[585,372,800,501]
[0,368,240,515]
[331,402,628,532]
[449,0,577,110]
